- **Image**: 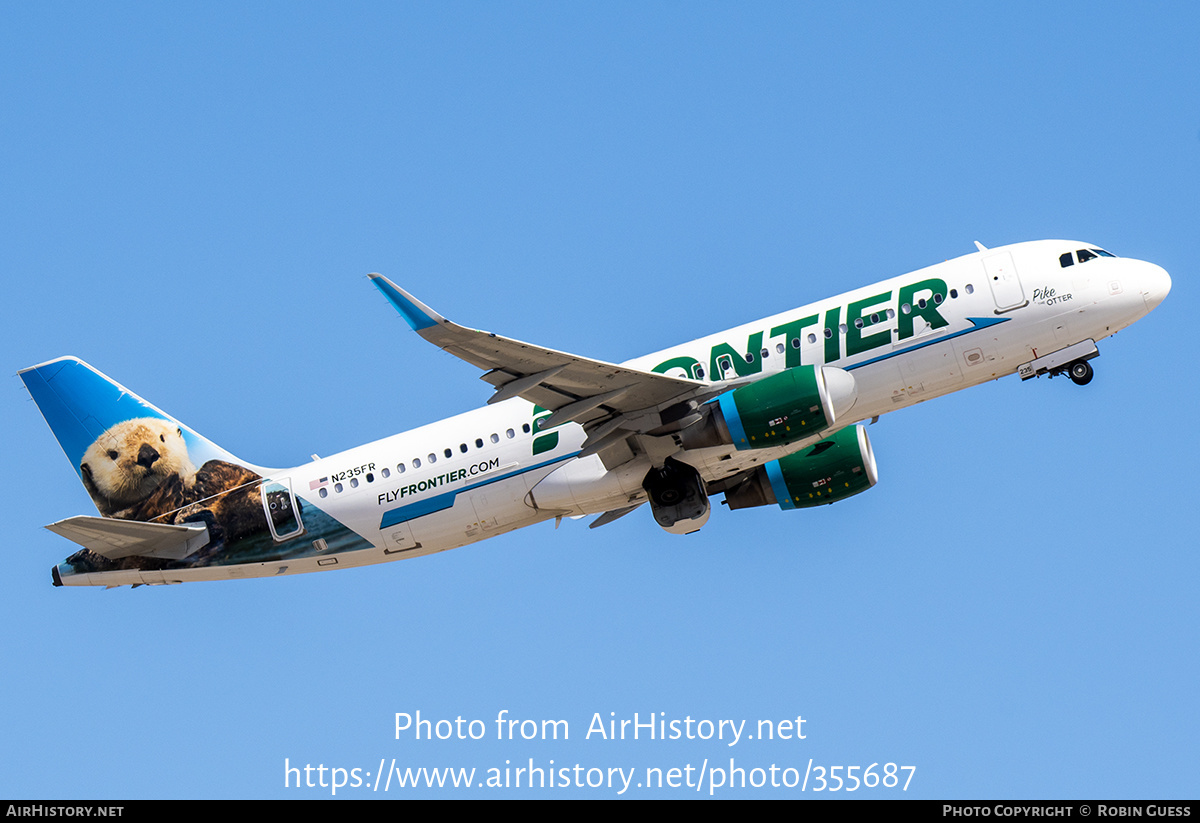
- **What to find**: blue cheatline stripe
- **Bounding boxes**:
[846,317,1009,371]
[718,392,750,449]
[380,491,457,528]
[764,460,794,510]
[370,277,438,331]
[377,452,581,530]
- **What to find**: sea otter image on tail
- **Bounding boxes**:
[77,417,299,557]
[80,418,198,518]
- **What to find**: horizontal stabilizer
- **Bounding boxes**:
[45,516,211,561]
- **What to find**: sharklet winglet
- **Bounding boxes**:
[368,273,443,332]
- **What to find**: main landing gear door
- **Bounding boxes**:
[261,477,305,541]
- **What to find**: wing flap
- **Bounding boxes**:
[46,516,211,561]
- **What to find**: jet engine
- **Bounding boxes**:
[680,365,857,451]
[723,425,878,510]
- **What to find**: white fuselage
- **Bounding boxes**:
[68,240,1171,585]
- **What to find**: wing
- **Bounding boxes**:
[370,275,718,454]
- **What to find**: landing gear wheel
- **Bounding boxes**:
[1068,360,1094,386]
[656,486,683,506]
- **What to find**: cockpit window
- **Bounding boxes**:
[1077,247,1116,265]
[1063,248,1116,267]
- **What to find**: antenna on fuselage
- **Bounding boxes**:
[974,240,988,252]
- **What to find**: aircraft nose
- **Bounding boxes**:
[1140,262,1172,313]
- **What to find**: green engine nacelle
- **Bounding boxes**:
[682,365,858,451]
[724,425,878,510]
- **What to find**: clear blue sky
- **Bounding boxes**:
[2,2,1196,798]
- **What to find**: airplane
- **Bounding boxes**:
[20,239,1171,588]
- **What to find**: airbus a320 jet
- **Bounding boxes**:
[20,239,1170,587]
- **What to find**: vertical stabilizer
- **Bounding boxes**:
[19,357,258,516]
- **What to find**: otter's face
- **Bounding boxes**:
[80,418,197,508]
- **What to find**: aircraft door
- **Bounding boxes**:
[983,252,1027,312]
[260,477,305,541]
